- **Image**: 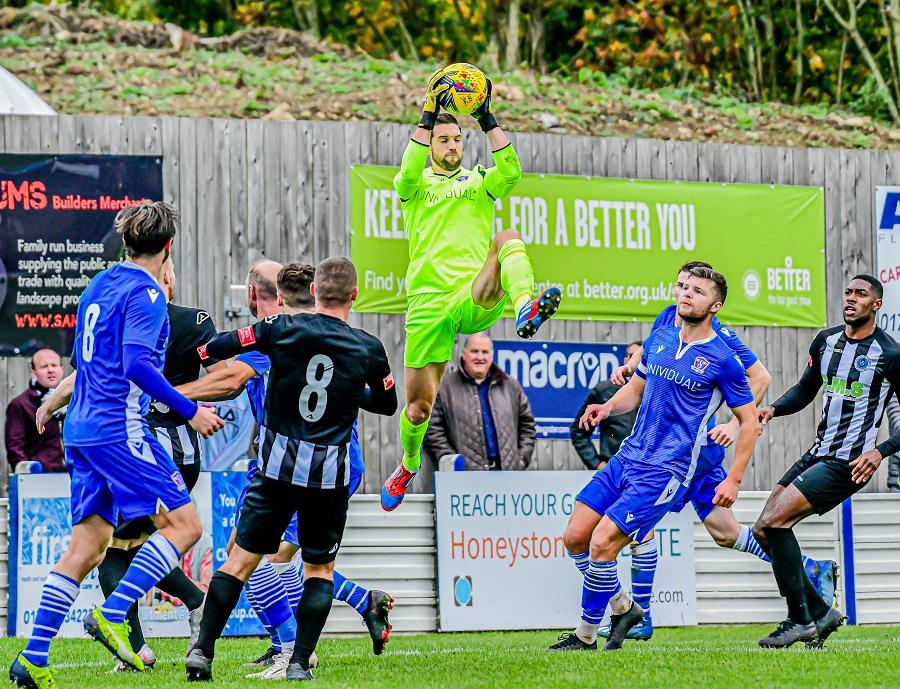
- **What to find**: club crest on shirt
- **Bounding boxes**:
[383,372,394,390]
[690,356,710,374]
[854,355,870,372]
[197,343,209,360]
[171,471,186,491]
[455,175,469,183]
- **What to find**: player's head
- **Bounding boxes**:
[461,332,493,380]
[674,260,713,301]
[115,201,179,262]
[844,274,883,327]
[247,259,283,319]
[312,257,358,311]
[277,262,316,313]
[430,113,462,173]
[30,348,62,389]
[678,266,727,324]
[626,340,643,360]
[159,255,176,303]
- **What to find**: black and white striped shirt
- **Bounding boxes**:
[204,313,398,489]
[774,325,900,461]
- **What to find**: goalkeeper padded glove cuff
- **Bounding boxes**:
[419,109,439,130]
[476,112,498,132]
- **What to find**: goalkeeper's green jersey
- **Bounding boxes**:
[393,139,522,295]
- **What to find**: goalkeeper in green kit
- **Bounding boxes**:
[381,67,562,511]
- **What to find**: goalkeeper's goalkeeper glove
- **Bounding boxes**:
[473,78,498,132]
[419,68,452,130]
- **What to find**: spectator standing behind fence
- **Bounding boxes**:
[424,333,535,471]
[569,341,643,471]
[4,349,66,472]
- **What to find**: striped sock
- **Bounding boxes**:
[100,534,179,624]
[246,559,296,646]
[273,561,304,610]
[631,539,657,622]
[569,551,590,576]
[245,588,281,651]
[581,560,620,624]
[22,572,80,667]
[733,525,771,563]
[333,571,370,614]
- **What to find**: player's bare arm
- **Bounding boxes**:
[713,401,758,508]
[709,360,772,447]
[177,360,259,402]
[580,375,646,429]
[36,370,75,433]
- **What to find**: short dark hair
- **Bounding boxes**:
[431,112,461,140]
[688,266,728,303]
[679,260,713,274]
[115,201,179,258]
[277,263,315,309]
[851,274,884,299]
[628,340,643,348]
[248,259,279,300]
[314,257,357,307]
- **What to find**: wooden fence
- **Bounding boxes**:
[0,114,894,496]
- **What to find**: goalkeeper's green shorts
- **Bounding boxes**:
[404,280,507,369]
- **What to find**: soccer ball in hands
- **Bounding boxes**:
[436,63,488,116]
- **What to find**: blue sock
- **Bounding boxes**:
[273,561,304,610]
[100,533,179,624]
[246,559,296,646]
[22,572,80,667]
[569,551,590,576]
[245,588,281,651]
[733,525,771,563]
[333,571,369,614]
[631,539,657,622]
[582,560,620,624]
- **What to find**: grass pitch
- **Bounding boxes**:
[3,626,900,688]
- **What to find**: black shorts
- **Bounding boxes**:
[777,453,867,515]
[112,461,202,541]
[236,473,349,564]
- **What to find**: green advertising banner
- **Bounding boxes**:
[350,165,826,328]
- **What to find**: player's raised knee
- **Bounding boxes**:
[562,523,591,555]
[493,228,521,248]
[406,399,433,424]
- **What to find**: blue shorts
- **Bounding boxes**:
[67,434,191,526]
[671,444,727,521]
[576,455,689,542]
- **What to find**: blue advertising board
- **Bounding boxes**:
[492,340,629,439]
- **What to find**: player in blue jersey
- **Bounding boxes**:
[177,262,392,679]
[10,202,225,689]
[547,267,759,652]
[599,261,834,641]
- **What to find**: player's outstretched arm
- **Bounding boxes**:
[476,80,523,199]
[396,68,452,196]
[713,401,758,508]
[177,360,259,402]
[580,375,645,430]
[611,346,643,386]
[35,370,76,433]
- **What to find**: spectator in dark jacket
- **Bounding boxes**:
[4,349,66,472]
[425,333,535,471]
[570,341,642,470]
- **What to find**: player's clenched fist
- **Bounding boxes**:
[189,404,225,438]
[713,476,740,508]
[580,403,610,430]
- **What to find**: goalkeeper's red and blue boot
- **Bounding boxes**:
[381,459,418,512]
[515,287,562,339]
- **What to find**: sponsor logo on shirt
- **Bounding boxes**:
[383,372,394,390]
[197,311,210,325]
[690,356,710,374]
[656,345,665,353]
[147,288,160,303]
[855,355,870,372]
[646,363,702,391]
[822,375,864,398]
[328,543,339,554]
[238,326,256,347]
[197,344,209,360]
[264,314,279,324]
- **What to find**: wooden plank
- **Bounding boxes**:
[210,119,232,326]
[296,122,315,263]
[823,149,842,325]
[854,149,874,273]
[327,122,349,258]
[227,120,249,329]
[177,118,199,308]
[194,118,217,313]
[262,121,284,261]
[245,120,266,266]
[279,121,299,263]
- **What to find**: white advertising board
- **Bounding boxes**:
[435,471,696,631]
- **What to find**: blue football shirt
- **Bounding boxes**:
[236,350,270,426]
[65,262,169,446]
[620,327,754,483]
